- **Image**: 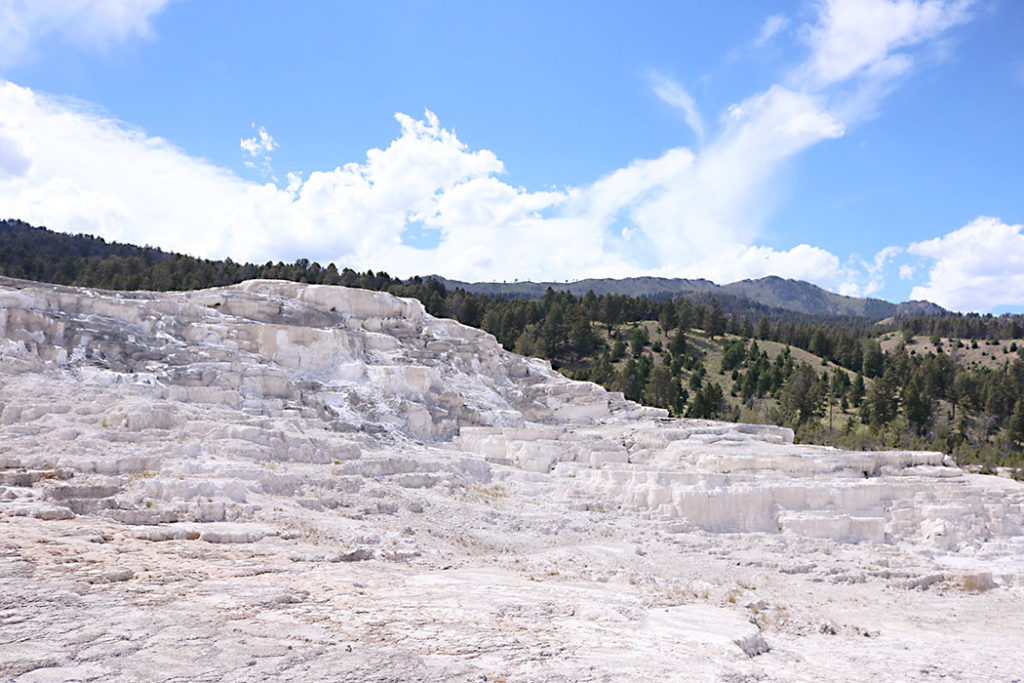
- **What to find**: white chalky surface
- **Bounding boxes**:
[1,277,1023,682]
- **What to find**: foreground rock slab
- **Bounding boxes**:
[1,277,1023,682]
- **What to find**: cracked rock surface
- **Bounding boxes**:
[1,277,1023,682]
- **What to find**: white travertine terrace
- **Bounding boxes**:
[2,277,1023,681]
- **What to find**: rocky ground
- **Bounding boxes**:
[1,277,1023,682]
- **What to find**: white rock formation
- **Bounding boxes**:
[2,277,1023,681]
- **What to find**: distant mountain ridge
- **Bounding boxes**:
[432,274,934,321]
[427,275,718,300]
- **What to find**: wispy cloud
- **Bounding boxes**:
[0,0,172,66]
[794,0,974,89]
[852,245,903,297]
[649,73,705,141]
[754,14,790,47]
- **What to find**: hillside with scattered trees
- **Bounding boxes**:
[2,218,1023,474]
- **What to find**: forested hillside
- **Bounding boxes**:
[2,218,1023,474]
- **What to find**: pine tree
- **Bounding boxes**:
[903,375,934,436]
[780,364,825,425]
[862,341,884,378]
[643,365,681,413]
[868,368,900,426]
[850,373,866,407]
[1009,399,1024,449]
[688,382,725,419]
[706,300,727,338]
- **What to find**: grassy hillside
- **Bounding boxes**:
[881,333,1024,370]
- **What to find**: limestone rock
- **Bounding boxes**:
[1,276,1023,681]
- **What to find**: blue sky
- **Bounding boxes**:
[0,1,1022,312]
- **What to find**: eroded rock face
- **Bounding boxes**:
[2,277,1023,682]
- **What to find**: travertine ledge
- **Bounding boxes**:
[2,277,1023,682]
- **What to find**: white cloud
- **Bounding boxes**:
[0,82,582,278]
[0,124,31,179]
[240,125,277,158]
[0,79,848,283]
[625,86,844,265]
[0,72,934,294]
[683,243,845,288]
[899,264,915,279]
[649,74,705,140]
[0,0,981,297]
[908,217,1024,312]
[0,0,171,65]
[240,124,278,180]
[796,0,973,89]
[848,244,904,296]
[754,14,790,47]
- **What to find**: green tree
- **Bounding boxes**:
[850,374,866,407]
[706,300,727,338]
[668,329,687,357]
[659,303,678,333]
[644,365,681,413]
[569,313,599,359]
[613,358,643,402]
[830,368,850,399]
[1008,398,1024,449]
[542,303,568,355]
[903,374,934,436]
[809,327,833,360]
[689,382,726,419]
[629,326,649,356]
[868,368,901,426]
[721,339,747,372]
[862,341,884,378]
[780,363,826,425]
[513,329,546,358]
[756,315,771,340]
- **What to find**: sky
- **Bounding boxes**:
[0,0,1022,313]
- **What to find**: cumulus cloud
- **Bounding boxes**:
[0,78,847,282]
[0,125,31,179]
[908,217,1024,312]
[0,0,171,65]
[0,82,578,278]
[0,78,854,284]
